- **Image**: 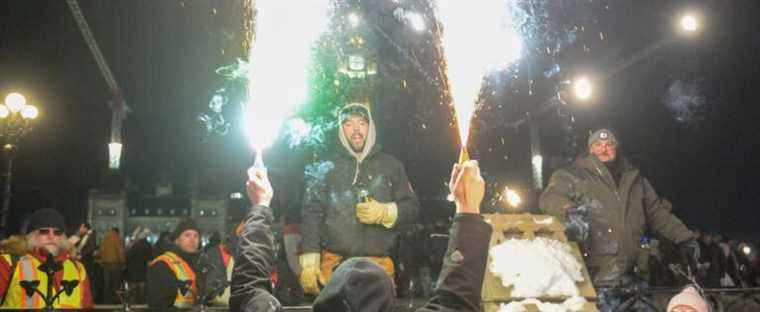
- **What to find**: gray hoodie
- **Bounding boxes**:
[301,104,420,257]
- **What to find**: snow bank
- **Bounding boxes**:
[489,237,584,298]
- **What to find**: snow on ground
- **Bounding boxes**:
[490,237,584,298]
[499,296,588,312]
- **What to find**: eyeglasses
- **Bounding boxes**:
[37,228,64,236]
[591,141,618,149]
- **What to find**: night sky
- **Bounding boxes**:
[1,0,759,239]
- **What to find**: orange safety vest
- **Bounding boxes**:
[0,253,87,309]
[151,251,197,308]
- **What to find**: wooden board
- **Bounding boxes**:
[481,213,597,307]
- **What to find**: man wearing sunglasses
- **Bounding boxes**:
[0,208,93,309]
[540,128,699,311]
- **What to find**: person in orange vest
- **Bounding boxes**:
[147,218,201,309]
[0,208,94,309]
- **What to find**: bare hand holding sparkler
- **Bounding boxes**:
[246,166,273,207]
[449,160,485,214]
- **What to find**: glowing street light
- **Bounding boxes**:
[4,93,26,113]
[0,92,40,230]
[742,245,751,256]
[680,14,699,33]
[20,105,39,120]
[573,77,593,100]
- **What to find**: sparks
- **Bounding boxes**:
[437,0,522,148]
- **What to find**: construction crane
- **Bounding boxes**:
[66,0,129,169]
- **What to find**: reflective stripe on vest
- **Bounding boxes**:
[152,251,197,308]
[1,254,85,309]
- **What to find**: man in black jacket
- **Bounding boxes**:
[146,218,201,309]
[232,160,492,312]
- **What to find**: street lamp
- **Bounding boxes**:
[680,14,699,33]
[0,92,40,230]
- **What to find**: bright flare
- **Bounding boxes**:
[244,0,329,152]
[680,14,698,32]
[0,106,9,119]
[742,245,751,256]
[573,77,593,100]
[4,93,26,113]
[437,1,522,147]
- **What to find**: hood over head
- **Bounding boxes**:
[338,103,376,163]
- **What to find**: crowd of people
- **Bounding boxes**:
[0,104,754,311]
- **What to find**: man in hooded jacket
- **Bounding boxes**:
[232,160,491,312]
[300,103,420,294]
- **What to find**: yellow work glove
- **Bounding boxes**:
[299,253,323,295]
[356,199,398,228]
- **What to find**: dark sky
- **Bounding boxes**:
[1,0,759,239]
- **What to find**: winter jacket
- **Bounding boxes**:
[146,245,199,310]
[198,243,233,305]
[232,201,493,312]
[98,229,126,268]
[302,104,419,257]
[540,154,695,287]
[125,238,152,283]
[230,205,280,312]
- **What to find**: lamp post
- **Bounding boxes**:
[0,92,39,230]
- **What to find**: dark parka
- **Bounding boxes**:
[540,154,695,286]
[233,203,493,312]
[302,147,419,257]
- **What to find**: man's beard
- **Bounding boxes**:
[351,135,365,152]
[27,235,69,257]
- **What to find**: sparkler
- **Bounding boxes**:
[437,1,522,163]
[243,0,329,171]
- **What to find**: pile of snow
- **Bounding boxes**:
[490,237,584,298]
[499,297,588,312]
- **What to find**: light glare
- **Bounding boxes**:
[108,142,123,170]
[681,15,698,32]
[0,106,8,119]
[504,187,522,208]
[408,12,425,32]
[573,78,593,100]
[742,245,751,256]
[348,12,360,28]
